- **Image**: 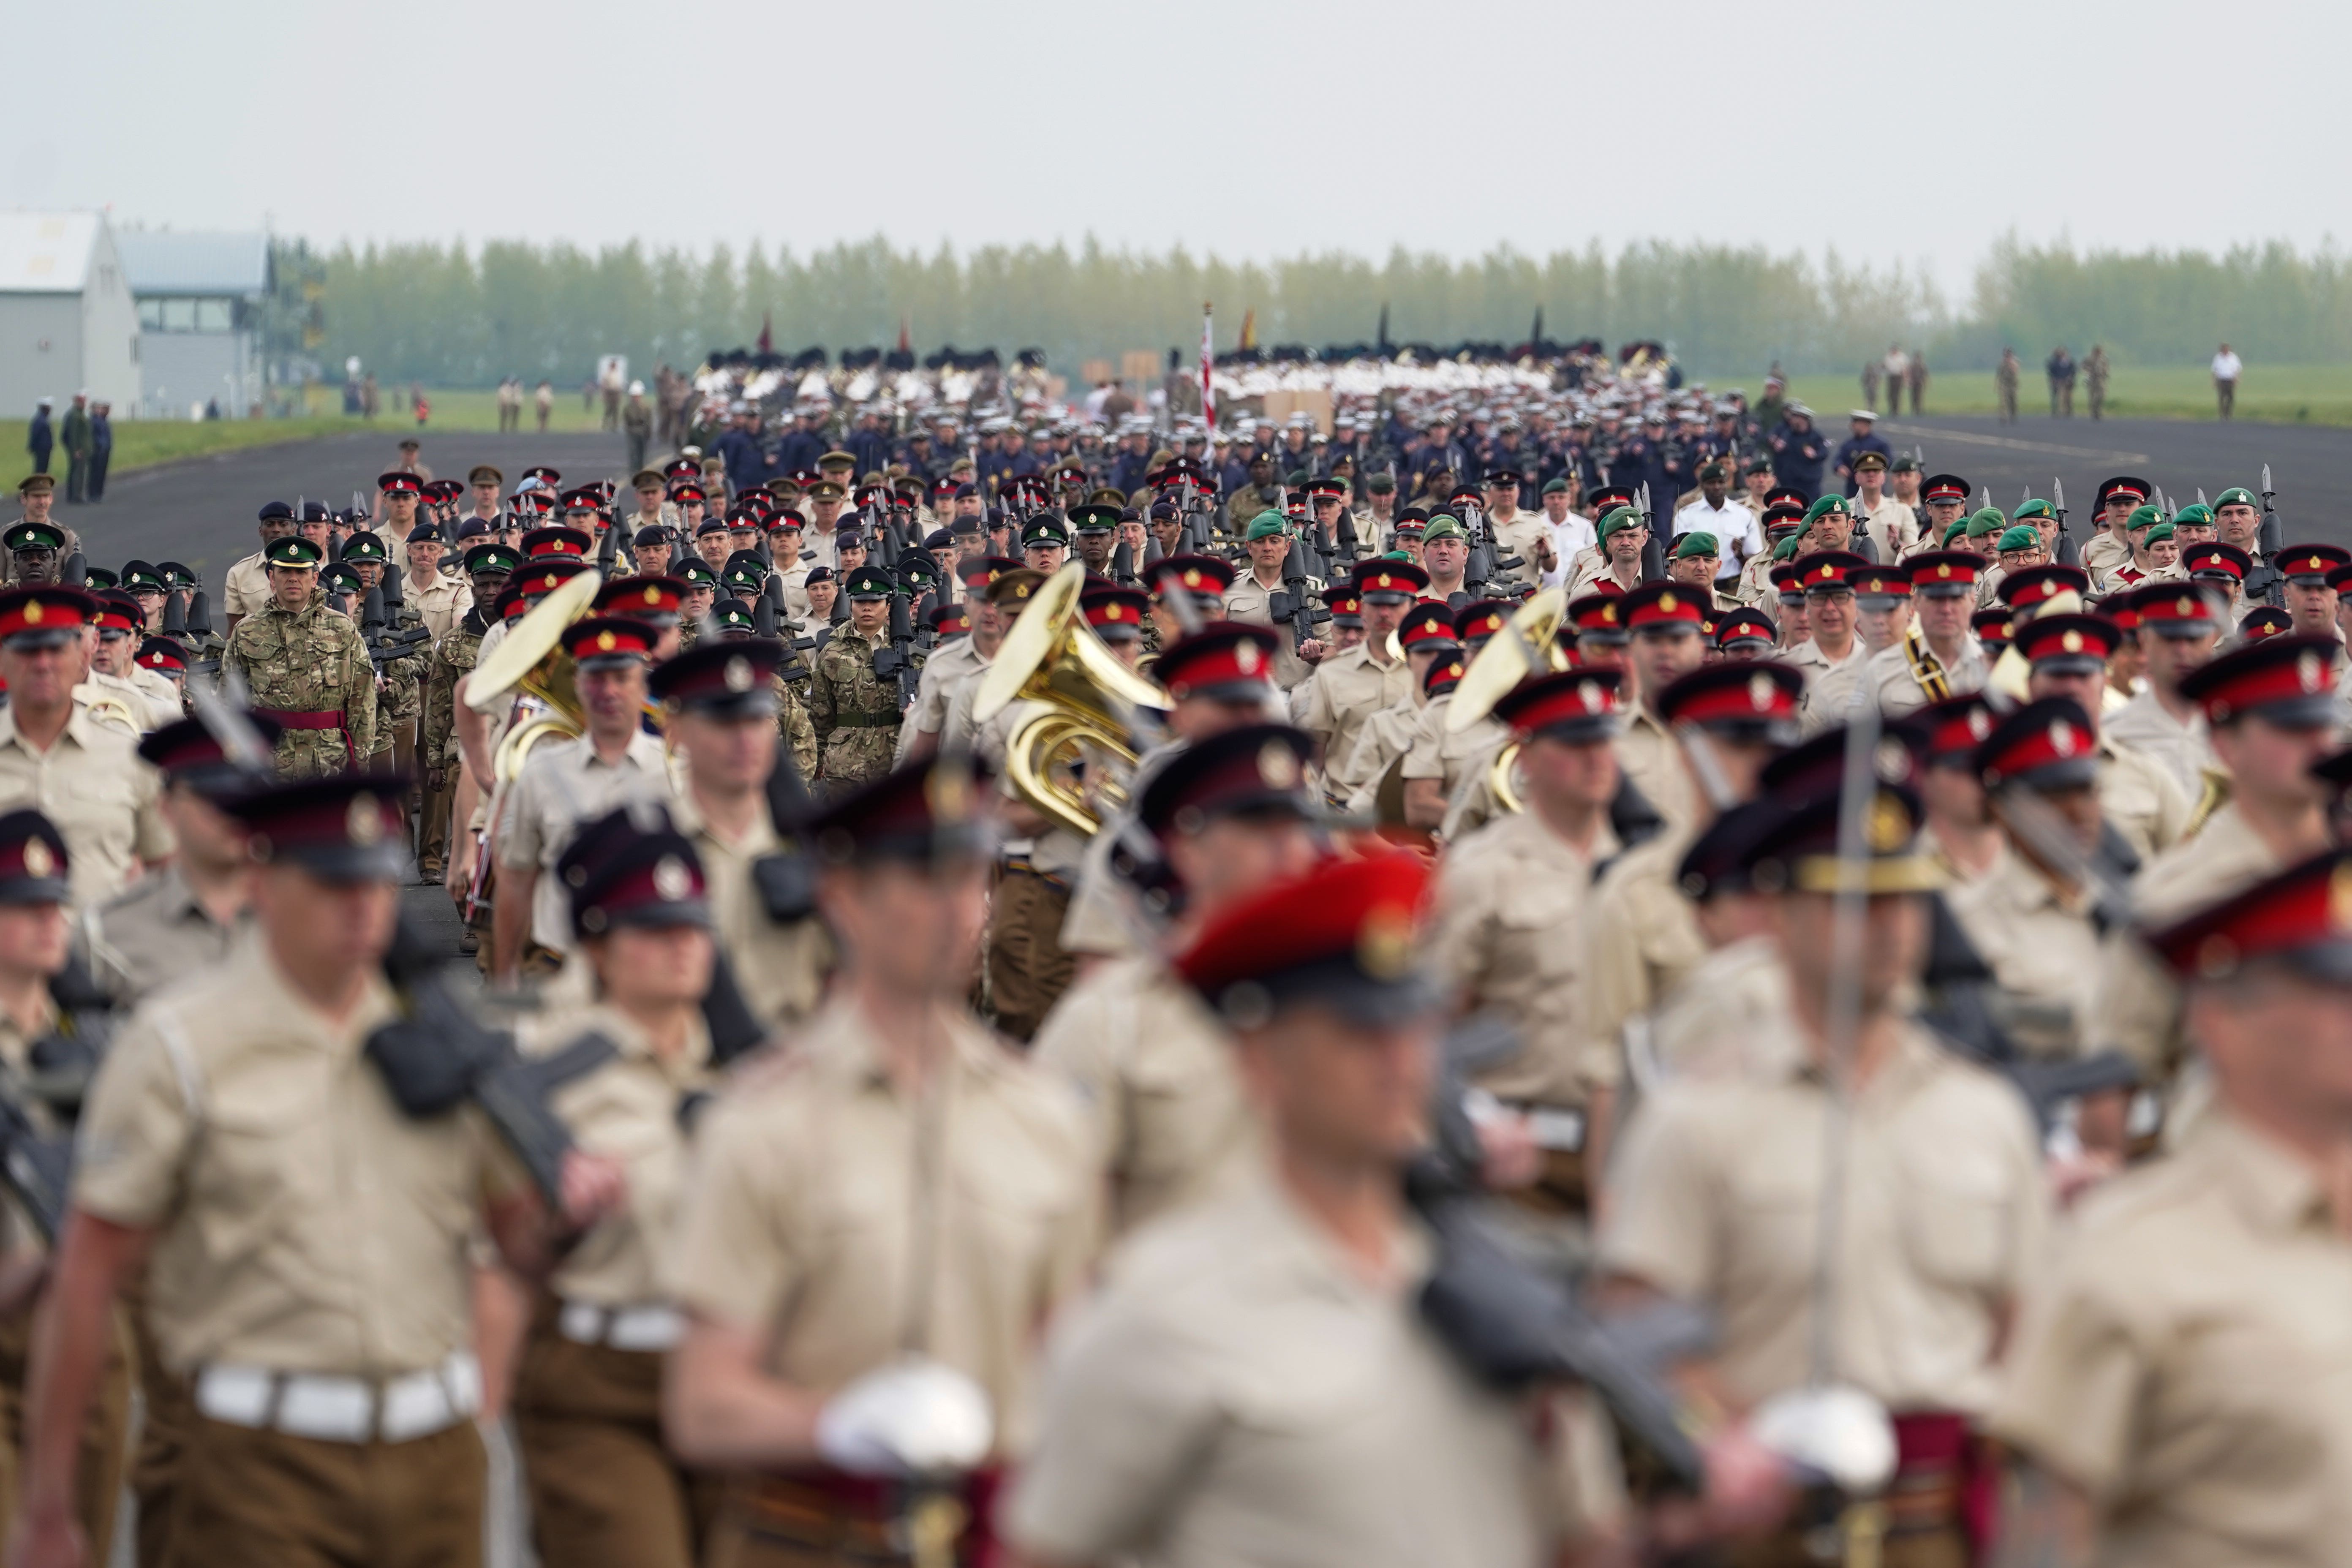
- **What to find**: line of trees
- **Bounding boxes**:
[302,232,2352,388]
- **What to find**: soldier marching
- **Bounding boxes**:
[0,378,2343,1568]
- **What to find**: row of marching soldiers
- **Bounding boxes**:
[0,495,2342,1567]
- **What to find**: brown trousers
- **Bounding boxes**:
[0,1300,131,1567]
[417,775,454,876]
[511,1315,720,1568]
[155,1414,484,1568]
[125,1274,192,1568]
[984,869,1074,1043]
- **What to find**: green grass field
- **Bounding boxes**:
[95,361,2352,476]
[102,383,620,474]
[1691,363,2352,427]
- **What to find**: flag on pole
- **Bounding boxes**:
[896,314,911,354]
[757,311,773,355]
[1238,308,1257,352]
[1201,302,1216,433]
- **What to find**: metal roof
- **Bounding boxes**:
[0,212,102,293]
[117,230,271,297]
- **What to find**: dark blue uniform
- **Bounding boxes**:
[1830,432,1893,494]
[774,426,827,476]
[1768,421,1830,499]
[25,408,49,476]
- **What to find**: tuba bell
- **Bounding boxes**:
[1445,588,1570,814]
[466,567,602,784]
[971,563,1168,837]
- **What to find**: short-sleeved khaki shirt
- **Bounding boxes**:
[73,933,487,1377]
[2098,732,2191,866]
[672,795,831,1034]
[1579,823,1708,1087]
[1797,642,1871,733]
[1944,844,2107,1059]
[1300,643,1410,792]
[0,703,171,906]
[1221,574,1314,691]
[1614,707,1696,831]
[1004,1171,1619,1568]
[664,997,1097,1454]
[896,633,989,761]
[1031,955,1252,1238]
[522,1002,716,1307]
[1602,1024,2049,1413]
[1867,635,1988,719]
[1333,691,1421,808]
[1647,933,1797,1083]
[405,569,474,645]
[81,863,245,1005]
[498,730,676,952]
[1399,692,1500,799]
[221,550,271,619]
[2100,689,2216,804]
[1989,1111,2352,1565]
[1430,811,1619,1104]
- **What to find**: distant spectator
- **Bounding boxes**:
[1996,348,2020,423]
[2045,346,2077,417]
[2213,342,2243,420]
[25,397,51,476]
[87,402,111,503]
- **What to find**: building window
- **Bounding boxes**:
[138,300,163,329]
[160,299,196,332]
[195,299,231,332]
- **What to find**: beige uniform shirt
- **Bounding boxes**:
[1614,707,1697,832]
[2100,690,2217,805]
[1005,1171,1619,1568]
[1492,514,1555,588]
[2098,732,2191,866]
[221,550,270,619]
[664,997,1097,1456]
[1399,693,1503,817]
[1221,573,1315,691]
[1794,641,1870,732]
[0,704,170,907]
[1334,690,1423,809]
[896,633,990,762]
[2092,802,2279,1075]
[1430,811,1620,1105]
[673,795,831,1035]
[1579,824,1708,1092]
[74,934,487,1376]
[1647,934,1797,1083]
[1031,956,1252,1238]
[1603,1024,2050,1413]
[404,569,474,644]
[523,1003,715,1307]
[1565,555,1643,602]
[2080,530,2132,583]
[1944,844,2106,1059]
[1858,495,1919,561]
[1867,633,1989,718]
[1299,644,1410,795]
[74,670,175,732]
[498,730,676,953]
[81,864,244,1005]
[1989,1111,2352,1566]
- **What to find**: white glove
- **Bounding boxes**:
[814,1356,994,1478]
[1749,1384,1897,1495]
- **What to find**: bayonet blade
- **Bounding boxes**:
[2197,486,2208,507]
[2262,463,2275,500]
[2053,477,2067,515]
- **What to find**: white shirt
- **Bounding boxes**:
[1541,511,1598,588]
[1673,497,1762,580]
[2212,350,2243,381]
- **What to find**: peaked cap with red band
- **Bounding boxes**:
[1492,668,1622,742]
[2177,633,2341,727]
[1176,852,1438,1026]
[1156,623,1280,702]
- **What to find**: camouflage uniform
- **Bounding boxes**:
[222,592,376,778]
[364,596,428,765]
[806,625,898,791]
[774,673,819,782]
[422,607,487,780]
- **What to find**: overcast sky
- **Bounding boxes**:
[13,0,2335,297]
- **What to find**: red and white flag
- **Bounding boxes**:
[1200,302,1216,433]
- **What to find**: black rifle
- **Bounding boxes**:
[60,552,85,587]
[1110,536,1138,588]
[1267,536,1326,655]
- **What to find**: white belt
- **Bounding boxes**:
[558,1299,684,1353]
[194,1352,483,1445]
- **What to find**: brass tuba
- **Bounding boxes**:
[1444,588,1570,814]
[466,567,602,784]
[971,563,1168,836]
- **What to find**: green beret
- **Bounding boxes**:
[1541,477,1571,495]
[2012,498,2055,522]
[2214,487,2257,509]
[340,533,388,564]
[319,563,362,595]
[1244,512,1290,542]
[265,536,325,569]
[2126,504,2165,532]
[1422,515,1467,542]
[2142,522,2175,544]
[1598,506,1644,539]
[1965,507,2009,539]
[1996,525,2041,553]
[1772,534,1801,561]
[1381,549,1413,561]
[1942,520,1971,545]
[1285,468,1313,487]
[1890,455,1920,474]
[2172,503,2215,527]
[1673,531,1721,559]
[1802,494,1851,523]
